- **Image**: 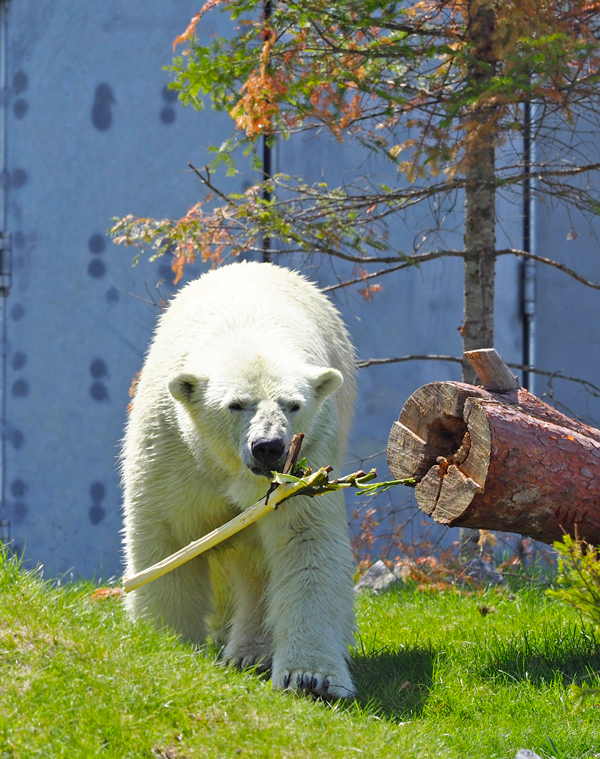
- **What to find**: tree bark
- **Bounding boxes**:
[462,1,497,386]
[387,380,600,546]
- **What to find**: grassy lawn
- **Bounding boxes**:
[1,551,599,759]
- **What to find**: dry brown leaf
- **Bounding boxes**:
[89,587,122,603]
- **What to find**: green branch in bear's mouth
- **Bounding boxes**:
[122,434,414,594]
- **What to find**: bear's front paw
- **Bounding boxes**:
[272,668,356,700]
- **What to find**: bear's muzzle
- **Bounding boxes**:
[250,437,286,477]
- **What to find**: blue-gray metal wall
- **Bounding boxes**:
[3,0,221,578]
[535,196,600,425]
[5,1,584,580]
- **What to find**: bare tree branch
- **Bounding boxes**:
[356,354,600,396]
[356,354,463,369]
[188,162,233,204]
[321,250,466,292]
[320,247,600,293]
[497,249,600,292]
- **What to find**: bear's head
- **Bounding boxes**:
[168,352,343,482]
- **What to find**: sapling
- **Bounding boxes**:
[547,533,600,708]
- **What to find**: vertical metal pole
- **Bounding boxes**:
[262,0,273,263]
[515,100,536,566]
[262,134,272,263]
[0,1,10,549]
[522,101,536,394]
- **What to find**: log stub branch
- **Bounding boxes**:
[464,348,520,391]
[387,378,600,545]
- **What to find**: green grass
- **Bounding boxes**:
[1,552,599,759]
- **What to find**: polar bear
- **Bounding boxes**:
[122,261,357,698]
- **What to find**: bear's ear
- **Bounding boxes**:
[311,367,344,402]
[168,373,207,405]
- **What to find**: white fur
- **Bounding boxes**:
[122,261,357,698]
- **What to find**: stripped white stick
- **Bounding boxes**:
[122,468,329,593]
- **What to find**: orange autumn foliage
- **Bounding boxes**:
[229,29,288,136]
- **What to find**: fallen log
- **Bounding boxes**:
[387,349,600,545]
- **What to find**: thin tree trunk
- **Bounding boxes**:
[462,1,497,385]
[460,1,497,556]
[463,168,496,386]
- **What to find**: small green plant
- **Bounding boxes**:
[547,533,600,708]
[547,533,600,638]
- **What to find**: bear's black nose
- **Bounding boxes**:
[251,438,286,470]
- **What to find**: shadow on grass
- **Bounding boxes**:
[480,624,600,686]
[349,645,434,720]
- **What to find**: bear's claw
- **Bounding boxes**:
[276,669,355,700]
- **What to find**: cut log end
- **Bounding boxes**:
[387,381,489,486]
[388,383,490,525]
[416,464,483,524]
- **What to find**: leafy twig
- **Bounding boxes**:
[123,434,414,593]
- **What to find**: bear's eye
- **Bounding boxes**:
[289,403,301,413]
[228,402,244,412]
